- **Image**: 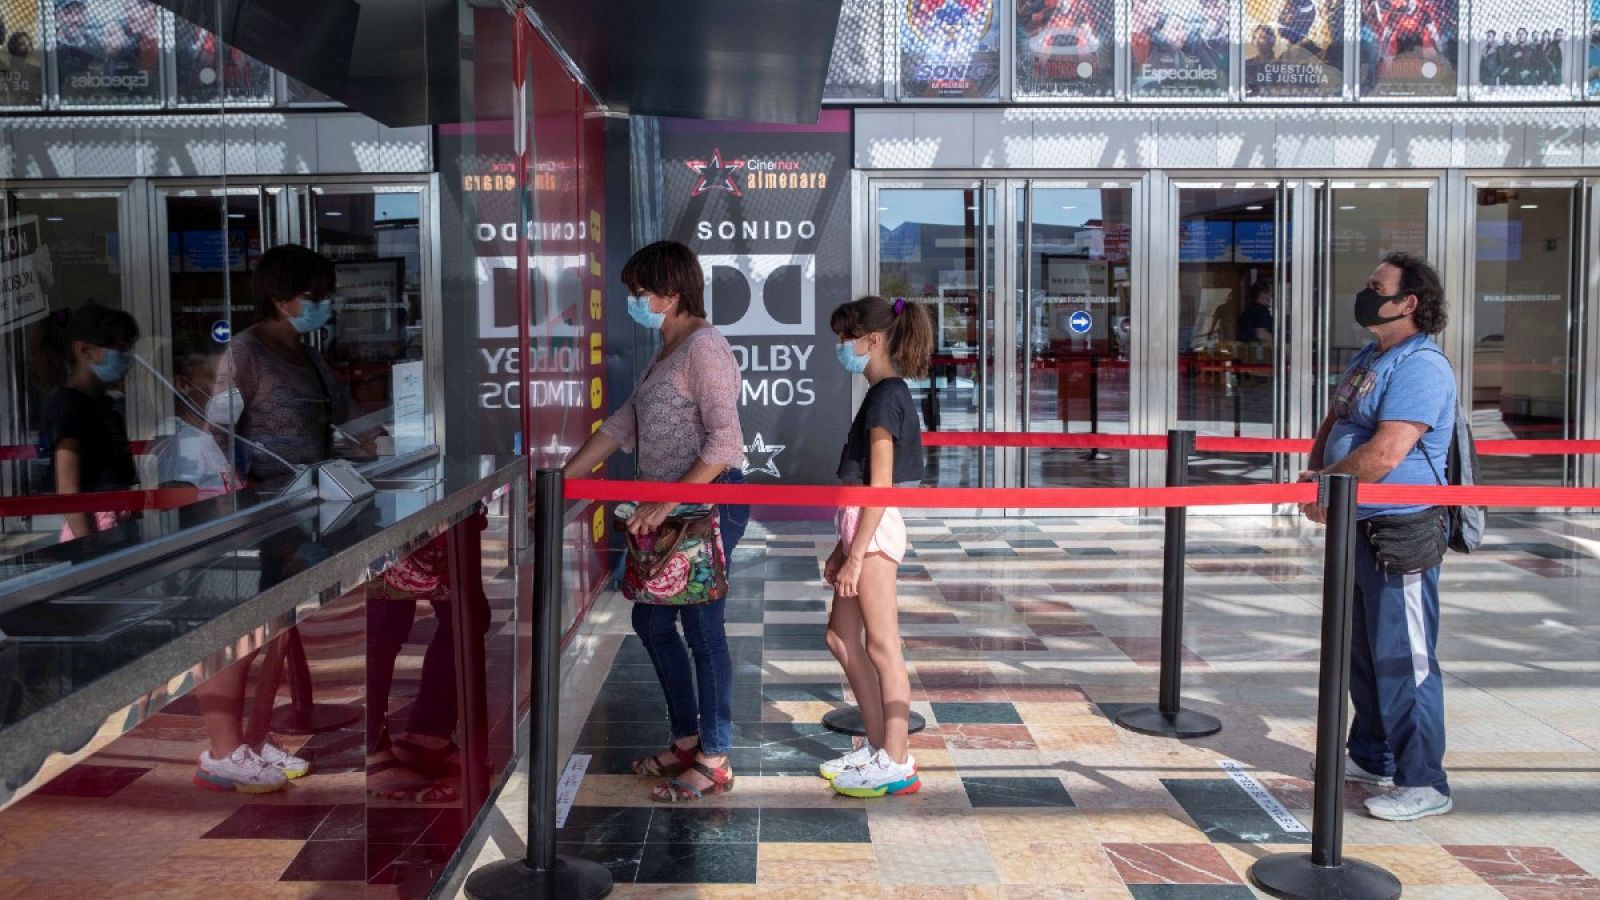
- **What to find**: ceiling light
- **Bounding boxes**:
[1245,205,1264,211]
[323,211,343,217]
[1520,204,1539,210]
[1339,205,1357,211]
[227,213,246,219]
[45,216,64,222]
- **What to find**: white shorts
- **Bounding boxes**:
[835,506,909,564]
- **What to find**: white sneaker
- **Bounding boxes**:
[831,749,921,798]
[255,739,311,780]
[818,743,876,780]
[1310,757,1395,787]
[195,745,288,794]
[1364,786,1453,822]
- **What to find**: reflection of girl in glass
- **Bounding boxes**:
[31,303,140,540]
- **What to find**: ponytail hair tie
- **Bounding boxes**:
[892,298,906,316]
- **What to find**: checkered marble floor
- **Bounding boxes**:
[460,512,1600,899]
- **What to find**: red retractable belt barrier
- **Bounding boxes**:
[567,479,1315,509]
[921,431,1600,456]
[0,486,213,517]
[566,478,1600,510]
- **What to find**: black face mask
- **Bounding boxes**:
[1354,288,1409,328]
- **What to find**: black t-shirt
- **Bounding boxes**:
[1237,303,1274,343]
[837,377,924,485]
[40,388,137,492]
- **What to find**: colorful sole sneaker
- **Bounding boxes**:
[1364,786,1453,822]
[818,743,875,781]
[256,739,310,780]
[194,745,288,794]
[830,750,921,798]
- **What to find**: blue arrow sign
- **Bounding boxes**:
[210,320,232,344]
[1068,310,1092,335]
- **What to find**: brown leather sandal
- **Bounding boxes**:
[651,761,735,803]
[631,741,698,778]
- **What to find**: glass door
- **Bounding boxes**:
[1465,181,1582,485]
[872,181,1000,489]
[1313,181,1435,422]
[1171,182,1291,485]
[1015,181,1139,488]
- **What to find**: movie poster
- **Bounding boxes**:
[1473,10,1572,97]
[174,19,274,105]
[1358,0,1459,97]
[657,113,854,486]
[1130,0,1231,97]
[0,0,43,107]
[1015,0,1116,97]
[53,0,161,107]
[1591,1,1600,96]
[900,0,1002,99]
[826,0,887,99]
[1244,0,1345,97]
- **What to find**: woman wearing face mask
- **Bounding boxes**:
[561,240,748,803]
[152,334,234,493]
[32,303,141,540]
[213,244,347,491]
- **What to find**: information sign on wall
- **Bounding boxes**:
[658,112,854,486]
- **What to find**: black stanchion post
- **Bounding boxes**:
[1249,474,1400,900]
[1081,356,1111,461]
[465,469,612,900]
[1231,359,1243,438]
[1116,429,1221,738]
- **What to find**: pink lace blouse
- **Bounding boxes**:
[599,326,745,481]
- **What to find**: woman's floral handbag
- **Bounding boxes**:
[614,502,728,605]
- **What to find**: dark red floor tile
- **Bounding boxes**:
[310,804,366,841]
[34,763,151,799]
[280,838,367,882]
[204,803,337,840]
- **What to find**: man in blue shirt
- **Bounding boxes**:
[1302,252,1456,822]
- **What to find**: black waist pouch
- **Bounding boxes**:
[1361,507,1447,576]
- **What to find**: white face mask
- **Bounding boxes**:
[205,387,245,427]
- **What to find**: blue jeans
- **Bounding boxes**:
[632,469,746,756]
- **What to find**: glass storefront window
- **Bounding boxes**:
[1018,185,1134,487]
[1322,185,1431,411]
[1175,186,1282,483]
[1471,185,1578,485]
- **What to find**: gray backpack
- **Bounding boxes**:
[1403,343,1485,553]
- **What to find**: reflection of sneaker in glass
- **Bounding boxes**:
[1364,786,1453,822]
[256,739,311,780]
[831,750,921,798]
[195,745,288,794]
[1311,757,1395,787]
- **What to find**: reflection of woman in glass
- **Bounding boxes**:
[32,303,139,541]
[214,245,348,491]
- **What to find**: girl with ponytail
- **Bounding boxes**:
[31,303,141,540]
[819,295,934,798]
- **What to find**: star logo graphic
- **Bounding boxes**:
[743,433,786,479]
[685,148,746,197]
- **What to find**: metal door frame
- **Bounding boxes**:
[1459,175,1585,487]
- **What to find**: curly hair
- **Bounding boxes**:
[1382,252,1447,335]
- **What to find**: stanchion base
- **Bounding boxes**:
[269,702,362,736]
[1080,451,1112,461]
[464,855,614,900]
[821,706,927,737]
[1249,852,1402,900]
[1115,705,1222,738]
